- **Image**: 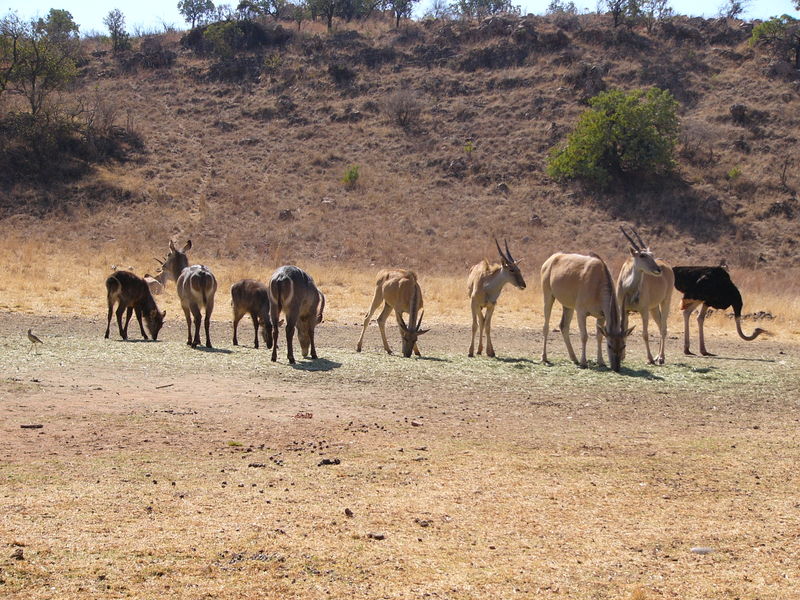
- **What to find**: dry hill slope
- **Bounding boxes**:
[1,14,799,276]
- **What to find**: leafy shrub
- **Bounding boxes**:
[182,20,291,57]
[547,87,679,187]
[342,164,360,189]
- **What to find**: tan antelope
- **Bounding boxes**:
[158,240,218,348]
[616,227,673,365]
[104,270,166,341]
[269,266,325,364]
[356,269,429,357]
[231,278,273,349]
[541,252,634,372]
[467,239,526,357]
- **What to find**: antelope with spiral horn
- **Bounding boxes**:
[356,269,429,357]
[467,238,526,358]
[616,226,673,365]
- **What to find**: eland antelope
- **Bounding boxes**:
[673,264,766,356]
[104,270,166,341]
[356,269,428,357]
[615,227,673,365]
[269,266,325,364]
[541,252,633,372]
[467,239,526,357]
[158,240,218,348]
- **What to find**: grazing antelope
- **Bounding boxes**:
[104,270,166,341]
[673,264,766,356]
[616,227,674,365]
[268,266,325,364]
[158,240,218,348]
[356,269,429,357]
[467,239,526,357]
[541,252,634,372]
[231,278,273,349]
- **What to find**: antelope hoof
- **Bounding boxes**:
[468,351,474,357]
[487,349,495,358]
[254,342,259,349]
[701,350,716,357]
[104,332,109,339]
[578,361,588,369]
[683,349,694,356]
[288,357,296,364]
[356,345,362,352]
[657,357,665,365]
[233,340,238,346]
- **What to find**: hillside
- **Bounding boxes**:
[1,13,799,275]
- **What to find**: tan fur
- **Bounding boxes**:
[541,252,631,371]
[467,241,526,358]
[356,269,427,357]
[616,256,674,365]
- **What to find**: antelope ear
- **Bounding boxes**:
[514,259,523,265]
[417,328,431,336]
[626,326,635,336]
[162,310,167,317]
[629,247,637,256]
[169,239,177,252]
[182,240,192,253]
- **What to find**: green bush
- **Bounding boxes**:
[342,164,360,189]
[547,87,679,188]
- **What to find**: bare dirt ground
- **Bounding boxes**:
[1,310,799,599]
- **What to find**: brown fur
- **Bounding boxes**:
[104,270,165,341]
[231,279,272,349]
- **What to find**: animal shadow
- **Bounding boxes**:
[617,366,665,380]
[194,346,233,355]
[495,357,536,365]
[415,355,450,363]
[290,357,342,372]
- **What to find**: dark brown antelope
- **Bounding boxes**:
[104,270,166,341]
[231,279,273,349]
[356,269,429,357]
[269,266,325,364]
[467,238,526,357]
[541,252,633,372]
[616,227,673,365]
[158,240,218,348]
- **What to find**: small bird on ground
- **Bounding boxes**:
[27,328,43,353]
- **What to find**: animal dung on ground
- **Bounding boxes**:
[318,458,341,466]
[20,424,43,429]
[367,532,386,540]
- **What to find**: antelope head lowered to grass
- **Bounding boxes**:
[467,238,526,358]
[158,239,218,348]
[269,265,325,364]
[616,226,674,365]
[541,252,633,372]
[356,269,429,358]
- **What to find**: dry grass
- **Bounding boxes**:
[0,236,796,345]
[0,313,798,599]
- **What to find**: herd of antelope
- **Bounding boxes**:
[105,231,766,371]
